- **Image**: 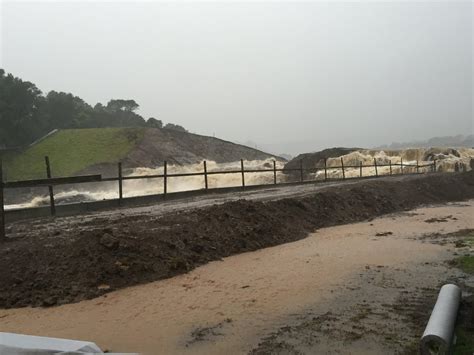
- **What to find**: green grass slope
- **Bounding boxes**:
[2,128,144,180]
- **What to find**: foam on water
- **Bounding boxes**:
[5,148,473,210]
[5,159,285,209]
[315,147,474,180]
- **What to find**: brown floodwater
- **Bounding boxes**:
[1,201,472,354]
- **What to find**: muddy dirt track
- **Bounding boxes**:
[0,171,473,308]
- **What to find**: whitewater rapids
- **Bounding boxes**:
[5,147,474,210]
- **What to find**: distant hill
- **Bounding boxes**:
[1,128,284,180]
[376,135,474,150]
[283,147,361,172]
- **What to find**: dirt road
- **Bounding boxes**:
[1,202,473,354]
[6,173,452,224]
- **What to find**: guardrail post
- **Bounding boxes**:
[416,160,419,174]
[118,162,123,204]
[300,159,304,182]
[400,158,404,175]
[374,158,378,177]
[0,159,5,242]
[203,160,208,190]
[389,160,392,175]
[433,159,437,172]
[241,159,245,188]
[340,157,345,180]
[163,160,168,196]
[44,156,56,216]
[273,160,277,185]
[324,158,328,181]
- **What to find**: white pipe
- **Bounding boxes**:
[420,284,461,355]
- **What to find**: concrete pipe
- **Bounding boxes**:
[420,284,461,355]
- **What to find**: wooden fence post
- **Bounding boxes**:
[359,161,363,178]
[118,162,123,204]
[44,156,56,216]
[433,159,437,172]
[273,160,277,185]
[0,159,5,242]
[340,157,345,180]
[241,159,245,188]
[401,158,404,175]
[324,158,328,181]
[300,159,304,182]
[203,161,208,190]
[163,161,168,196]
[373,158,378,177]
[389,160,392,175]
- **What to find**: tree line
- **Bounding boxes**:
[0,69,187,148]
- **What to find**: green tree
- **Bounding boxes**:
[164,123,187,132]
[146,117,163,128]
[106,99,139,113]
[105,99,145,127]
[45,91,93,129]
[0,70,188,147]
[0,69,45,147]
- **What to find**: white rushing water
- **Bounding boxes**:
[5,147,474,210]
[5,159,285,210]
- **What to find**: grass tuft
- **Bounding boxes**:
[454,328,474,355]
[456,256,474,274]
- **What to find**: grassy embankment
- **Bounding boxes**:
[1,127,144,180]
[452,230,474,354]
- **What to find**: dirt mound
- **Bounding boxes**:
[129,128,284,165]
[0,171,473,309]
[283,147,361,172]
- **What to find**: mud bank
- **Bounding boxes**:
[0,203,473,354]
[0,171,473,308]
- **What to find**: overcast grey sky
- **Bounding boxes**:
[1,1,472,155]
